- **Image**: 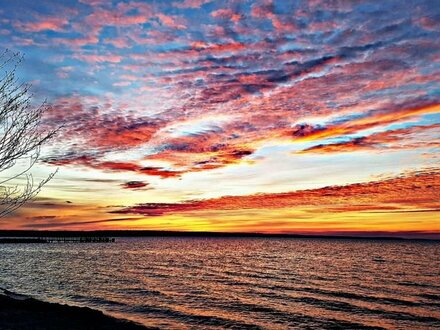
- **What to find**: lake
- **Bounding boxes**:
[0,237,439,329]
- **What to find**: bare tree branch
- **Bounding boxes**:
[0,50,58,218]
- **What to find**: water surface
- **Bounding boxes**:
[0,237,439,329]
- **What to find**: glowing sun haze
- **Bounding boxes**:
[0,0,439,237]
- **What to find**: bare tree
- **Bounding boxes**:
[0,50,57,217]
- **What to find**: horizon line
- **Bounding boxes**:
[0,229,439,241]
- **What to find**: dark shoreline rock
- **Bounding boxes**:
[0,293,152,329]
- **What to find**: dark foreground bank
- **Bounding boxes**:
[0,290,150,330]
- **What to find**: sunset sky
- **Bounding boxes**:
[0,0,439,237]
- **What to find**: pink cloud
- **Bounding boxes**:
[78,0,107,5]
[174,0,212,9]
[74,54,122,63]
[84,9,149,27]
[415,16,440,31]
[15,17,68,32]
[211,9,241,23]
[55,31,100,48]
[251,1,297,32]
[104,37,132,48]
[11,36,38,46]
[113,81,132,87]
[56,66,74,79]
[156,14,186,29]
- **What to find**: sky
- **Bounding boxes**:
[0,0,439,237]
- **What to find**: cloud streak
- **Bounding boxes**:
[114,170,440,216]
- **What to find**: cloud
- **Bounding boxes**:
[15,17,69,32]
[73,54,123,63]
[155,14,186,29]
[18,217,143,229]
[211,9,241,23]
[104,37,132,49]
[174,0,212,9]
[78,0,107,5]
[288,103,440,143]
[139,166,183,178]
[43,96,165,151]
[25,215,58,221]
[298,124,440,154]
[114,170,440,216]
[44,153,186,179]
[121,181,150,189]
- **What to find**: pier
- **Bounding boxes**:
[44,237,115,243]
[0,237,115,244]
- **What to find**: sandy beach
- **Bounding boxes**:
[0,289,150,330]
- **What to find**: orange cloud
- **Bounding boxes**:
[114,170,440,217]
[139,166,183,178]
[289,103,440,142]
[298,124,440,154]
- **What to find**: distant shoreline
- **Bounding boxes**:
[0,230,438,241]
[0,288,149,330]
